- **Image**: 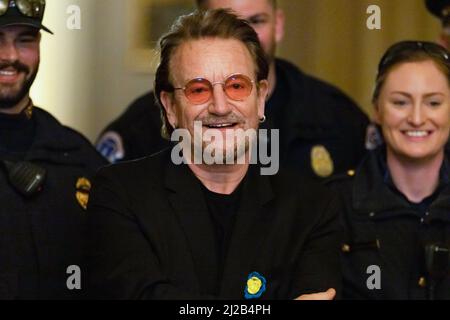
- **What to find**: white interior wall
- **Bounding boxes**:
[31,0,96,140]
[32,0,156,142]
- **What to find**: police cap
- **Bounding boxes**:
[0,0,53,34]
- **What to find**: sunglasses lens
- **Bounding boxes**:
[224,74,253,101]
[184,78,212,104]
[182,74,254,104]
[17,0,44,18]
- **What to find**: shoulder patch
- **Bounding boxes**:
[96,131,125,163]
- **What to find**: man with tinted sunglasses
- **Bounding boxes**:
[96,0,370,182]
[87,9,340,300]
[0,0,105,299]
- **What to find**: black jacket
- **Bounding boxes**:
[328,149,450,300]
[87,149,341,300]
[96,59,369,180]
[0,107,106,299]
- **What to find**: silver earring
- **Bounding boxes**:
[259,115,266,124]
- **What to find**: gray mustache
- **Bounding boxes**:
[197,114,245,126]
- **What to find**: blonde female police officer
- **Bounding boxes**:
[329,41,450,300]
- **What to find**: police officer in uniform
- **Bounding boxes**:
[96,0,369,181]
[426,0,450,49]
[328,41,450,299]
[0,0,105,299]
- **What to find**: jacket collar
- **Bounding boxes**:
[352,148,450,221]
[25,107,89,165]
[30,107,80,150]
[352,149,408,214]
[163,161,275,216]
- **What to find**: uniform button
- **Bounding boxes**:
[425,212,430,217]
[420,218,425,224]
[418,277,427,288]
[341,244,351,253]
[369,212,375,218]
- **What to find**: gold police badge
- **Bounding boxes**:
[76,177,91,210]
[311,145,334,178]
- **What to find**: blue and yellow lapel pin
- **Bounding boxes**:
[244,272,266,300]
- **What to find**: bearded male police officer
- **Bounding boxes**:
[0,0,105,299]
[96,0,369,181]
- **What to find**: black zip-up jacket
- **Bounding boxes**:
[328,148,450,299]
[0,107,106,299]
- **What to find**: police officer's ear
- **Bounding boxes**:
[373,101,382,125]
[160,91,178,129]
[275,8,285,44]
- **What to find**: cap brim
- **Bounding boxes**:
[0,16,53,34]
